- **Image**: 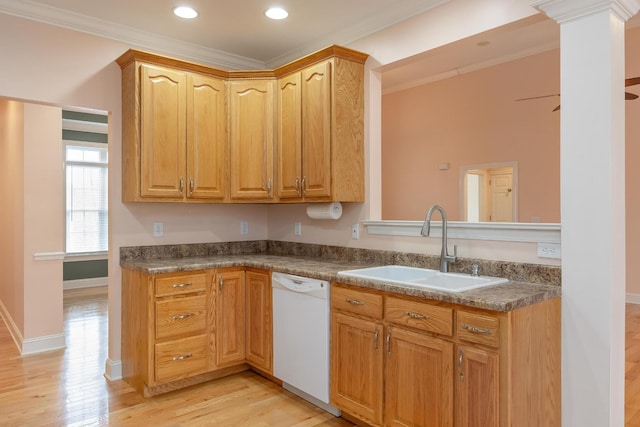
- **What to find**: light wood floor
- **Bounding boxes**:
[4,290,640,426]
[0,287,353,426]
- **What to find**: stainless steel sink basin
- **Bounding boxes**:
[337,265,508,293]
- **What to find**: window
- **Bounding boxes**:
[65,143,108,253]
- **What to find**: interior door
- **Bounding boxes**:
[489,172,513,222]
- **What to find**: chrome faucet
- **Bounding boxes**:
[421,205,457,272]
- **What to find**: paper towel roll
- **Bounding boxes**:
[306,202,343,220]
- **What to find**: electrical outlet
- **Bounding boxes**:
[240,221,249,235]
[351,224,360,240]
[153,222,164,237]
[537,242,561,259]
[294,222,302,236]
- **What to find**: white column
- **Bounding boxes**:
[533,1,639,426]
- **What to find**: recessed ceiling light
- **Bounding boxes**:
[265,7,288,20]
[173,6,198,19]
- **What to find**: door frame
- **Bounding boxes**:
[459,161,518,222]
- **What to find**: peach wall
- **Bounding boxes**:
[22,103,64,339]
[626,27,640,296]
[382,49,561,222]
[0,100,25,334]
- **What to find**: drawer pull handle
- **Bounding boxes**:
[172,354,193,361]
[172,313,194,320]
[404,310,428,320]
[172,282,193,288]
[346,298,365,306]
[461,324,492,335]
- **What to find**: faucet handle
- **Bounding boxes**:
[471,264,479,277]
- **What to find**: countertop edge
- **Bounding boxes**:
[120,255,561,312]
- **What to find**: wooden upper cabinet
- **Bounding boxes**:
[229,79,275,201]
[140,64,187,199]
[276,56,365,202]
[276,73,302,199]
[186,74,227,200]
[301,61,332,199]
[118,46,367,204]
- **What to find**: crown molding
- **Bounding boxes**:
[0,0,266,70]
[532,0,640,23]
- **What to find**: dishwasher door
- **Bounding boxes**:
[272,272,339,415]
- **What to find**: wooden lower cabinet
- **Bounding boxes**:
[385,327,454,427]
[454,345,499,427]
[330,312,384,425]
[330,283,560,427]
[245,269,273,373]
[213,268,246,368]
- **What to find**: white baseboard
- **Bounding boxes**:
[63,277,107,290]
[104,358,122,381]
[21,333,66,355]
[627,293,640,304]
[0,298,66,355]
[0,298,23,353]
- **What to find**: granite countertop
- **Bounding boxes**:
[121,254,561,312]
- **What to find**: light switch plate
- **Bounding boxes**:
[153,222,164,237]
[294,222,302,236]
[351,224,360,240]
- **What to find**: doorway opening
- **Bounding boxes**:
[460,162,518,222]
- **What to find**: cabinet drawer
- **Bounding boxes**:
[155,272,207,297]
[155,295,207,341]
[155,334,208,383]
[385,296,453,336]
[332,286,383,319]
[456,310,500,347]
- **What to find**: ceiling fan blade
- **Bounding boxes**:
[515,94,560,101]
[626,91,639,100]
[552,105,560,112]
[626,77,640,87]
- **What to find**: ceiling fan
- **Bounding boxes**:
[516,77,640,111]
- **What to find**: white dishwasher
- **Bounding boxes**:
[272,272,340,416]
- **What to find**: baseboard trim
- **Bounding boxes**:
[22,333,66,355]
[0,298,23,353]
[104,358,123,381]
[63,277,107,290]
[627,293,640,304]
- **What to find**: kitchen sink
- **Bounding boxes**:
[337,265,508,293]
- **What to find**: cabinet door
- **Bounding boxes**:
[455,345,499,427]
[186,74,227,200]
[229,80,274,200]
[140,64,186,199]
[276,73,302,199]
[330,312,383,426]
[215,270,246,367]
[245,270,272,372]
[385,327,454,427]
[301,60,332,199]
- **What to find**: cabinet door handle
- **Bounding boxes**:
[172,282,192,288]
[267,178,272,197]
[385,328,391,357]
[179,176,184,196]
[301,176,306,196]
[172,353,193,361]
[461,323,492,335]
[172,313,194,320]
[404,310,428,320]
[373,328,379,351]
[219,276,224,292]
[346,298,364,306]
[295,177,301,196]
[189,177,194,196]
[458,349,464,382]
